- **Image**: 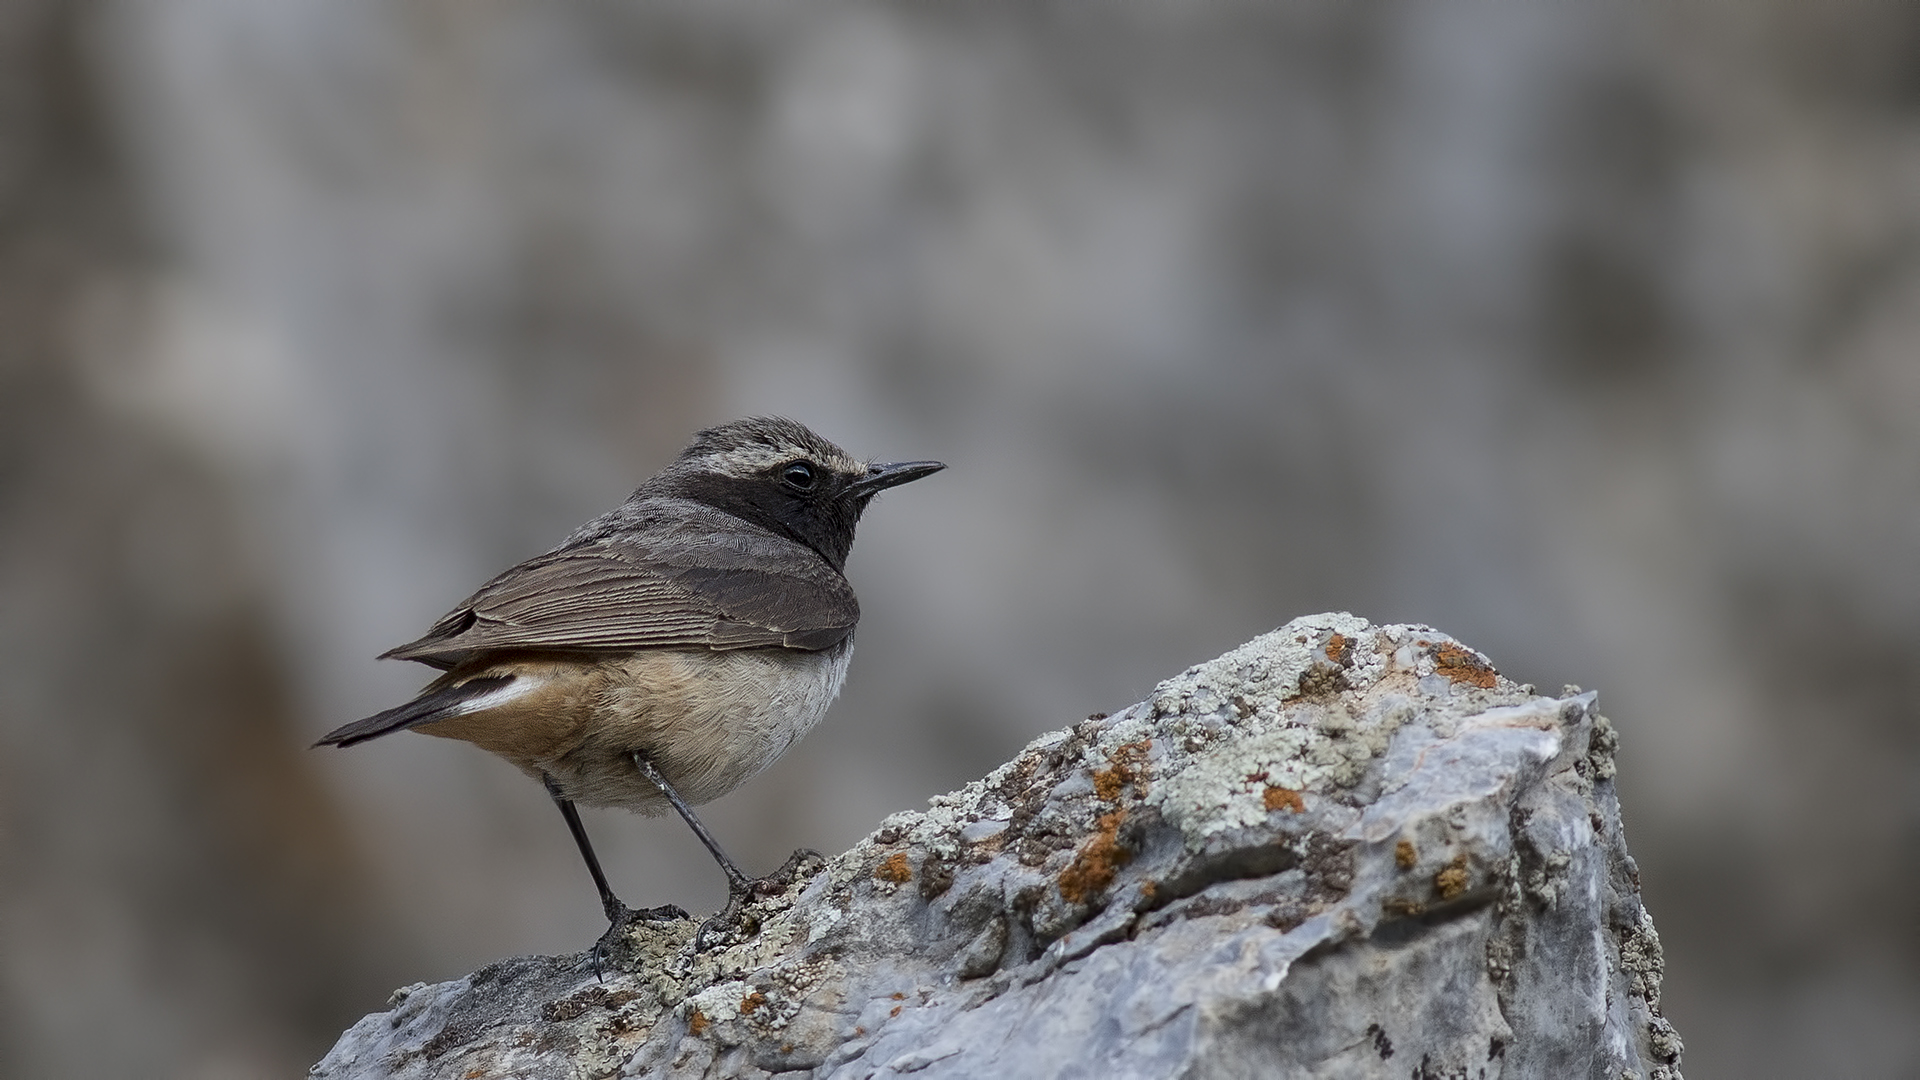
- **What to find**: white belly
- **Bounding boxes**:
[554,639,852,811]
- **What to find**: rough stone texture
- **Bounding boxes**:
[313,614,1683,1079]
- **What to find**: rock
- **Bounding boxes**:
[311,613,1684,1079]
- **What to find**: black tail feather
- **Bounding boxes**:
[314,675,516,748]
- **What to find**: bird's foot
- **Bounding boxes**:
[757,847,827,897]
[692,849,826,952]
[588,901,692,978]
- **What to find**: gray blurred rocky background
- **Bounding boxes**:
[2,1,1915,1076]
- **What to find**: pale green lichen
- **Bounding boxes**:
[1135,614,1540,850]
[683,979,750,1024]
[1144,613,1404,846]
[1620,906,1667,1000]
[1148,611,1381,726]
[1150,721,1313,829]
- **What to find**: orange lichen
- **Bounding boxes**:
[874,852,912,884]
[688,1009,709,1036]
[741,990,768,1015]
[1395,839,1418,869]
[1325,632,1350,666]
[1382,897,1426,917]
[1434,855,1470,900]
[1433,643,1498,688]
[1091,739,1152,801]
[1058,809,1132,904]
[1264,785,1305,813]
[889,1005,903,1018]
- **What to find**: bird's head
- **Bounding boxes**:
[651,417,944,570]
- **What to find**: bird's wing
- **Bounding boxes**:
[380,535,857,667]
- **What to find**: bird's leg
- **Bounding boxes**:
[629,754,751,894]
[544,775,628,925]
[631,754,823,949]
[544,774,687,976]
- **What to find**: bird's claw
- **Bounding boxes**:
[691,849,826,951]
[587,901,693,978]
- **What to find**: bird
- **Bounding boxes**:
[315,416,944,950]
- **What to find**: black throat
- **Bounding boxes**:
[667,472,865,572]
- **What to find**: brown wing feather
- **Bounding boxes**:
[381,535,857,667]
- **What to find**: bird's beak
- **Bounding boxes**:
[850,460,946,495]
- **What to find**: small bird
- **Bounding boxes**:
[316,417,943,947]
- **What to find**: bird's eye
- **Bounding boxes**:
[782,461,816,489]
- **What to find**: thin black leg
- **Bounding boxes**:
[544,774,627,925]
[630,754,752,895]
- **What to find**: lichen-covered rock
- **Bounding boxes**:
[312,613,1684,1079]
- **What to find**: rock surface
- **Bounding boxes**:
[312,613,1684,1079]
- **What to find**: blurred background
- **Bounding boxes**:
[2,1,1917,1075]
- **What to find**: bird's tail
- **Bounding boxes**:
[313,674,516,748]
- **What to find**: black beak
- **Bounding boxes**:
[850,460,946,496]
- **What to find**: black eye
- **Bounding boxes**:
[781,461,816,489]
